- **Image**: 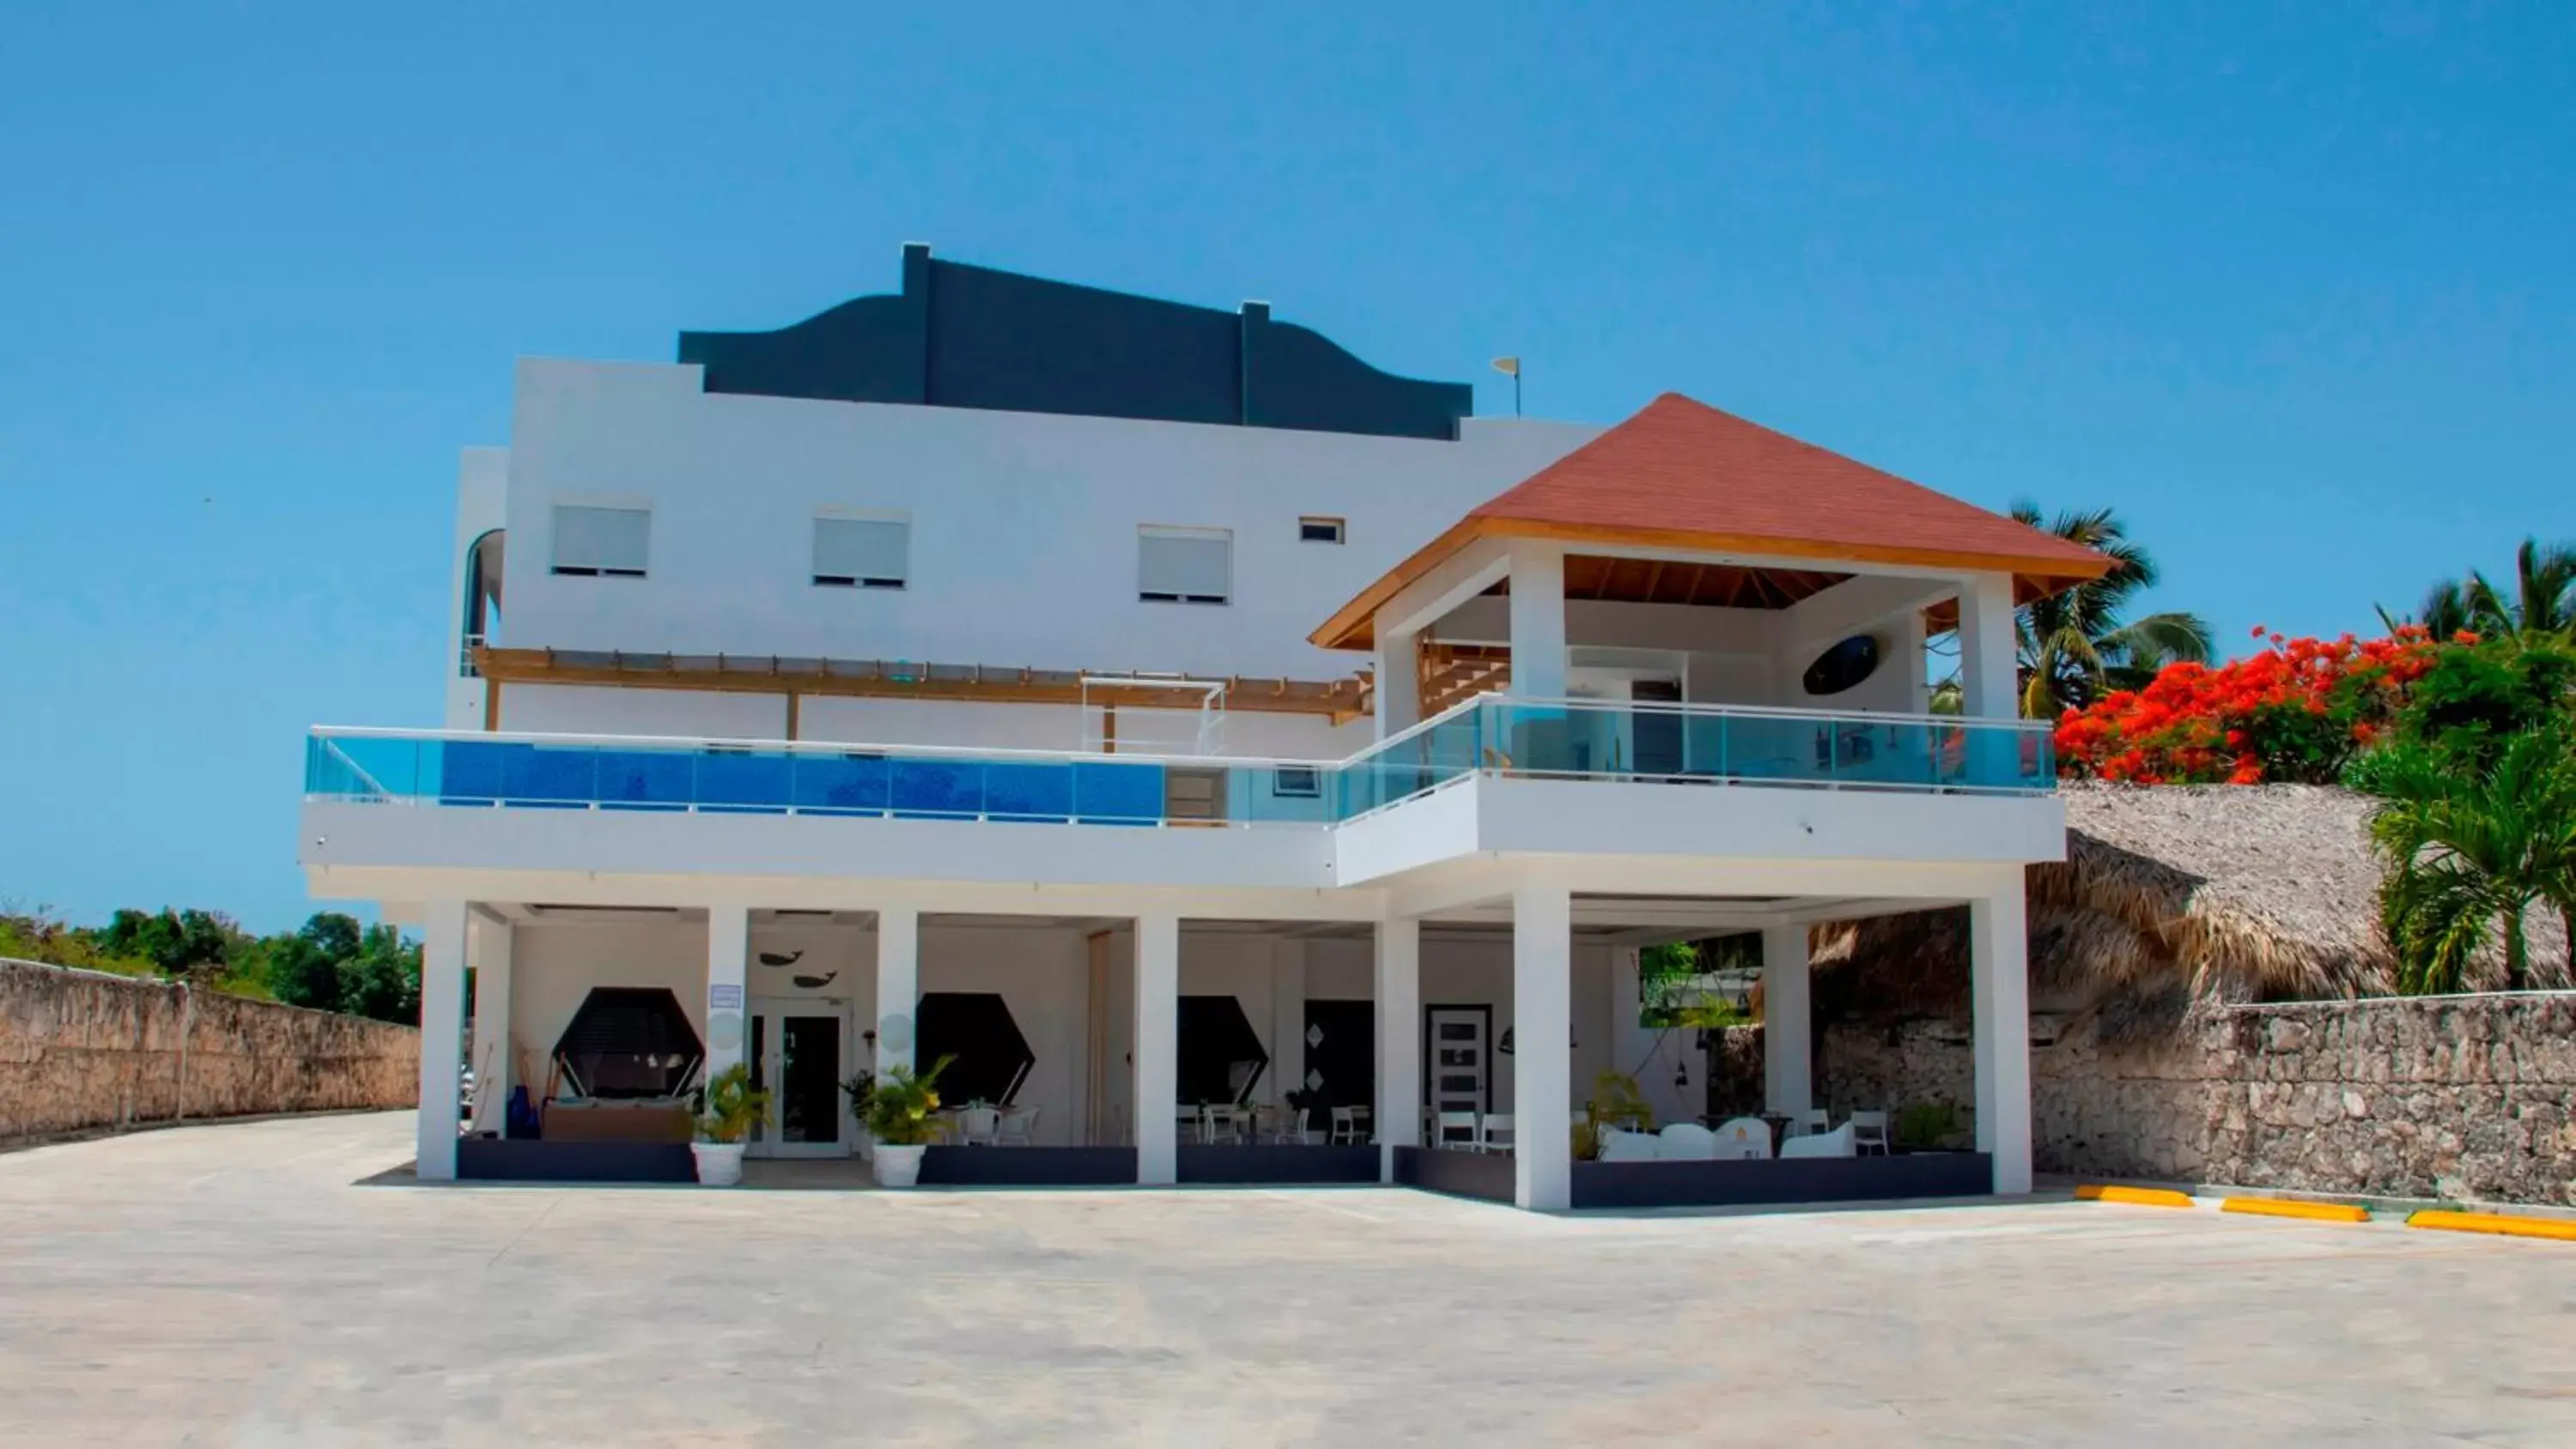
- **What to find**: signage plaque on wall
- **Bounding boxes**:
[708,984,744,1010]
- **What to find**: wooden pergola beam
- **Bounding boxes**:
[473,647,1369,718]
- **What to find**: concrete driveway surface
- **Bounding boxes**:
[1,1111,2571,1446]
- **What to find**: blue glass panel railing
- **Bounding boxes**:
[303,702,2050,830]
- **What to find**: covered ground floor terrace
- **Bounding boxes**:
[422,874,2034,1210]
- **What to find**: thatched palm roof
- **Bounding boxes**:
[1812,783,2569,1034]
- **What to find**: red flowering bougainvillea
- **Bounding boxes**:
[2054,627,2447,785]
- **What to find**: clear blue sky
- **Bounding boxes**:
[3,4,2570,931]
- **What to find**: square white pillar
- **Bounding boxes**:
[875,906,919,1077]
[1957,573,2019,719]
[706,905,750,1085]
[466,913,514,1134]
[1133,912,1179,1185]
[1511,885,1573,1210]
[1373,917,1421,1181]
[1373,621,1420,741]
[1971,884,2033,1195]
[1506,546,1568,701]
[1760,924,1813,1118]
[415,900,468,1181]
[1269,937,1305,1112]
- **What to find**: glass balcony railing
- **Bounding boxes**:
[304,700,2051,828]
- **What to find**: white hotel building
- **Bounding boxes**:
[302,246,2109,1210]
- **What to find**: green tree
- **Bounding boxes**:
[94,908,246,979]
[2383,537,2576,644]
[2364,725,2576,994]
[2009,504,2213,718]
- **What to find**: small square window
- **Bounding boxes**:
[1139,525,1230,605]
[551,505,650,578]
[814,515,908,590]
[1272,766,1321,799]
[1299,516,1346,545]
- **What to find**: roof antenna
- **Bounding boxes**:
[1492,356,1522,416]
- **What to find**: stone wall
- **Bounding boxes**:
[1793,993,2576,1206]
[0,958,418,1142]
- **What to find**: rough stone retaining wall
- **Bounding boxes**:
[1799,993,2576,1206]
[0,958,418,1142]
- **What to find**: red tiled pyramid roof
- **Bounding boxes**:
[1313,391,2114,650]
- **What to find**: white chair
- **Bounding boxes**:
[1434,1109,1479,1150]
[995,1105,1039,1147]
[960,1106,999,1146]
[1787,1108,1831,1139]
[1329,1106,1370,1145]
[1780,1123,1856,1159]
[1202,1104,1243,1145]
[1848,1110,1892,1155]
[1711,1116,1771,1161]
[1657,1122,1720,1161]
[1596,1126,1659,1162]
[1475,1113,1515,1155]
[1272,1104,1309,1144]
[1176,1107,1200,1145]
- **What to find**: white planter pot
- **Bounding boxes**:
[873,1143,927,1188]
[691,1142,745,1186]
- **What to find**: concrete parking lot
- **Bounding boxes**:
[2,1113,2571,1446]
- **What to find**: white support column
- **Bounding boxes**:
[466,912,514,1134]
[1957,573,2019,720]
[1506,545,1568,701]
[1511,885,1573,1211]
[1760,924,1813,1119]
[706,905,750,1088]
[1133,912,1179,1185]
[1373,917,1421,1182]
[1372,619,1420,741]
[1270,937,1305,1112]
[1971,882,2033,1195]
[875,906,919,1077]
[416,900,468,1181]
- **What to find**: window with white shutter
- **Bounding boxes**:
[1137,525,1230,605]
[550,505,650,578]
[813,516,909,590]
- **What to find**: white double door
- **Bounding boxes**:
[745,997,854,1159]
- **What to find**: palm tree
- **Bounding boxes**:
[2380,537,2576,642]
[2366,726,2576,994]
[2008,504,2213,718]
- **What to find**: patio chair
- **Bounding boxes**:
[1475,1113,1515,1155]
[995,1106,1040,1147]
[1272,1104,1309,1144]
[1780,1123,1856,1159]
[1848,1111,1892,1155]
[1657,1122,1720,1161]
[1787,1108,1831,1139]
[1435,1110,1479,1150]
[1203,1104,1244,1145]
[1330,1106,1371,1145]
[1711,1117,1771,1160]
[1597,1126,1658,1162]
[960,1106,999,1146]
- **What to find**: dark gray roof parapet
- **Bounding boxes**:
[677,244,1473,441]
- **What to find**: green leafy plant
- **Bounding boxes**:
[694,1062,773,1145]
[2366,725,2576,994]
[862,1055,957,1146]
[841,1070,876,1126]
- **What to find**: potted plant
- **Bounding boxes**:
[863,1054,955,1187]
[690,1062,772,1186]
[841,1070,876,1160]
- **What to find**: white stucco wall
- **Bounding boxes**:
[497,361,1595,680]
